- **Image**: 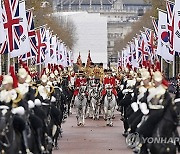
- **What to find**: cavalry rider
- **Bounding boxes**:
[0,74,33,154]
[72,71,87,102]
[17,67,46,153]
[135,71,172,152]
[127,69,152,134]
[102,69,117,98]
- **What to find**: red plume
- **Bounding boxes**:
[9,65,18,88]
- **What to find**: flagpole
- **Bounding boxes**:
[173,56,175,77]
[8,53,10,73]
[0,54,1,75]
[39,64,41,74]
[161,57,163,72]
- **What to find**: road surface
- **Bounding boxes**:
[53,110,132,154]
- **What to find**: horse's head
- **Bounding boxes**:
[0,106,10,134]
[174,98,180,126]
[79,84,87,95]
[106,84,112,96]
[91,84,98,93]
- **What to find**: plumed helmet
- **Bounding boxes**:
[50,73,55,79]
[2,75,13,85]
[25,75,32,83]
[18,68,28,79]
[153,71,163,82]
[41,74,48,83]
[141,70,150,80]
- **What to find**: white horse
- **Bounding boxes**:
[104,84,117,127]
[74,85,87,126]
[89,84,101,120]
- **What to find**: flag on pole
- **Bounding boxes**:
[49,35,57,64]
[157,10,174,61]
[166,0,175,52]
[57,42,65,66]
[86,50,92,67]
[10,0,31,58]
[76,52,82,67]
[173,0,180,53]
[35,26,47,64]
[44,29,51,65]
[151,16,158,36]
[0,2,6,44]
[1,0,20,54]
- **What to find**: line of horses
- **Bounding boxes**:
[0,83,73,154]
[117,79,180,154]
[73,83,117,127]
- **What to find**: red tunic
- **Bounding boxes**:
[102,76,117,96]
[74,77,87,96]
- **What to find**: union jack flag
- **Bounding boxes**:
[1,0,20,54]
[151,16,158,36]
[35,26,47,64]
[138,34,149,67]
[20,9,37,60]
[166,0,175,53]
[144,28,157,62]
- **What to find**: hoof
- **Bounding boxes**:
[106,124,110,126]
[77,123,81,126]
[109,124,113,127]
[53,146,59,150]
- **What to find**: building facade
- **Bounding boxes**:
[53,0,151,63]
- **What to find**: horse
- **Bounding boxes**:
[103,84,117,127]
[89,84,101,120]
[130,95,180,154]
[0,106,39,154]
[145,98,180,154]
[74,85,87,126]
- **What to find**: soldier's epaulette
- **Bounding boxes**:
[12,90,22,108]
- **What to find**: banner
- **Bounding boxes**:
[173,0,180,53]
[10,0,30,58]
[0,2,6,44]
[157,10,174,61]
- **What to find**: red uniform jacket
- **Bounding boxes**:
[102,76,117,96]
[74,77,87,96]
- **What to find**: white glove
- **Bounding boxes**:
[131,102,139,112]
[12,107,25,116]
[28,100,35,109]
[51,96,56,102]
[139,103,149,115]
[34,99,41,106]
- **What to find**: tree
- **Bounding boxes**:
[114,0,174,53]
[26,0,76,48]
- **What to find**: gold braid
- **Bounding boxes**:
[12,91,22,108]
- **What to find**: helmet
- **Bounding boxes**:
[2,75,13,85]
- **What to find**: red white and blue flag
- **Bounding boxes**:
[35,26,47,64]
[166,0,175,52]
[151,16,158,36]
[1,0,20,54]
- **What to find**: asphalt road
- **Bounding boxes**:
[53,110,132,154]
